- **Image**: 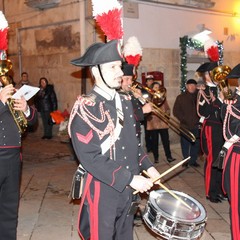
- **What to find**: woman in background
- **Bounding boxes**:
[146,81,175,163]
[35,77,58,139]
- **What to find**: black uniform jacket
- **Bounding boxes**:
[221,93,240,139]
[0,102,37,148]
[118,90,144,140]
[70,85,153,193]
[198,85,222,125]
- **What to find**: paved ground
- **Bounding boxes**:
[17,131,232,240]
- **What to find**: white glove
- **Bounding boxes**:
[129,175,153,193]
[146,166,161,185]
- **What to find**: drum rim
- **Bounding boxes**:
[149,189,207,223]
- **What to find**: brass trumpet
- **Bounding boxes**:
[0,60,28,133]
[210,65,232,99]
[132,82,166,107]
[130,82,196,142]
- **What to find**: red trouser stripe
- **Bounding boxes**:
[87,181,100,240]
[230,153,240,240]
[205,125,213,196]
[78,174,93,240]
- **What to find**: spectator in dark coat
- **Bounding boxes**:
[173,79,200,167]
[35,77,58,139]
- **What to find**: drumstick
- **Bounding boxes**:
[142,170,192,210]
[133,157,190,195]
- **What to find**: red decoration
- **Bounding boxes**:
[50,110,65,124]
[0,28,8,50]
[207,45,219,62]
[125,54,141,67]
[95,8,123,40]
[62,109,70,119]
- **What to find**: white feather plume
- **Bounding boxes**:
[92,0,122,17]
[123,36,142,57]
[0,11,8,30]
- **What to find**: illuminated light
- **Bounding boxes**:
[192,24,212,44]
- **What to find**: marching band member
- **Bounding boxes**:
[0,11,37,239]
[220,63,240,240]
[68,40,161,240]
[196,62,226,203]
[146,82,176,164]
[119,62,152,142]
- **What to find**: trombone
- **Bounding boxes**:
[130,82,196,143]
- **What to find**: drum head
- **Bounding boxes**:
[149,190,206,223]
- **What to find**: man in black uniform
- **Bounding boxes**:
[220,63,240,240]
[0,73,37,240]
[69,40,161,240]
[120,62,152,141]
[196,62,226,203]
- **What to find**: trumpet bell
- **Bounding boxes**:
[152,87,166,106]
[211,65,231,82]
[211,65,232,99]
[0,59,12,76]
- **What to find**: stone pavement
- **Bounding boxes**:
[17,132,232,240]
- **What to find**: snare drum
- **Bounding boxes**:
[143,190,207,240]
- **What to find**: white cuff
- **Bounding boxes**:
[223,134,240,149]
[24,106,30,117]
[199,116,205,123]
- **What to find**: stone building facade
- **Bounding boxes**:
[1,0,240,142]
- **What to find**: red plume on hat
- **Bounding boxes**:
[92,0,123,41]
[0,11,8,60]
[204,39,219,62]
[123,36,142,67]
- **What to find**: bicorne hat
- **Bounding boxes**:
[71,40,123,67]
[226,63,240,79]
[122,62,134,76]
[196,61,218,73]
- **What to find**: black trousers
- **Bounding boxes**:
[80,180,135,240]
[149,128,172,161]
[0,148,21,240]
[223,145,240,240]
[40,111,53,137]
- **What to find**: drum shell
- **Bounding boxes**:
[143,190,207,240]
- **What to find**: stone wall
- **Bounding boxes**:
[4,1,240,145]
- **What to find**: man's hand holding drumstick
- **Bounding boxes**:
[130,157,191,209]
[129,166,162,193]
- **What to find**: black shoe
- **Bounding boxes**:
[217,194,228,201]
[182,162,189,168]
[167,157,176,163]
[147,148,152,153]
[206,196,222,203]
[46,136,52,139]
[42,136,47,139]
[189,162,200,167]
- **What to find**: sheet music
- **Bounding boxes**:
[12,85,40,101]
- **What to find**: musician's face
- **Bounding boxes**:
[121,75,133,92]
[99,61,123,89]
